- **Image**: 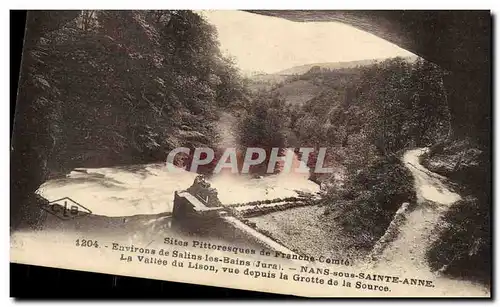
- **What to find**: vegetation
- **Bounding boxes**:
[11,10,245,228]
[236,92,295,174]
[423,139,490,285]
[241,57,489,283]
[309,58,450,248]
[11,11,490,286]
[239,57,450,248]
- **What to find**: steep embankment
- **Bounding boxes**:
[368,148,488,296]
[371,148,461,267]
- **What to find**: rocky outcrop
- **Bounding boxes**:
[185,175,223,208]
[420,138,489,193]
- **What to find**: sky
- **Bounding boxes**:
[198,10,415,74]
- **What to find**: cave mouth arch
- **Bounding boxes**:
[244,10,490,73]
[244,10,491,147]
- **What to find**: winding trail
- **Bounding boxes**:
[368,148,488,296]
[216,111,239,149]
[374,148,461,269]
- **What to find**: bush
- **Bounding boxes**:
[11,10,246,229]
[326,156,417,249]
[426,195,490,286]
[236,93,292,175]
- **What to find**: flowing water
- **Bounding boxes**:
[36,111,319,216]
[36,160,319,217]
[21,116,491,296]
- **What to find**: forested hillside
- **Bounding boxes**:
[11,11,490,286]
[239,57,451,247]
[274,58,381,75]
[240,56,489,285]
[11,10,247,228]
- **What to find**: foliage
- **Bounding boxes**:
[324,156,416,249]
[323,58,448,247]
[246,57,449,248]
[426,195,490,285]
[236,92,297,174]
[28,10,243,169]
[423,139,490,285]
[11,10,245,228]
[237,92,292,149]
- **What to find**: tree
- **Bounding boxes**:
[11,10,246,228]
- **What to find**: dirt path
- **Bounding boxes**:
[369,148,488,296]
[373,148,461,270]
[216,111,239,149]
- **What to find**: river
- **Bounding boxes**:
[36,153,320,217]
[36,111,320,216]
[14,145,490,297]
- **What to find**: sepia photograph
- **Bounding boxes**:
[10,10,491,297]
